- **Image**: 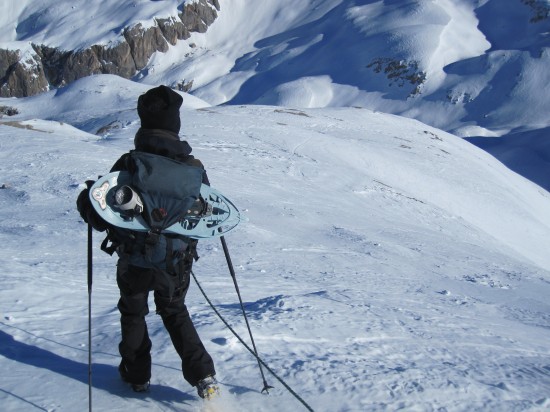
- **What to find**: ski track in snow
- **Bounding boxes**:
[1,78,550,411]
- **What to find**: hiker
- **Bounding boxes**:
[76,85,218,399]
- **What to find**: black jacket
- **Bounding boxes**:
[112,128,210,185]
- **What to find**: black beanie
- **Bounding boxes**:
[137,85,183,134]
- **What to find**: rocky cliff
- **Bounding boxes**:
[0,0,220,98]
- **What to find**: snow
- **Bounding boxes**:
[1,0,549,190]
[148,0,550,190]
[0,0,194,50]
[1,75,550,411]
[1,1,550,410]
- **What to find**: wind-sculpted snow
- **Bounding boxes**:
[1,77,550,410]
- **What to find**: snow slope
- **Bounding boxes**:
[1,0,549,190]
[1,75,550,411]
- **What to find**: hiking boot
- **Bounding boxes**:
[196,375,220,400]
[118,363,150,393]
[130,381,150,393]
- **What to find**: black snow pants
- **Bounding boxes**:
[115,254,215,386]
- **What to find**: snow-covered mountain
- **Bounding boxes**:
[1,2,550,411]
[1,0,549,190]
[148,0,550,191]
[1,74,550,412]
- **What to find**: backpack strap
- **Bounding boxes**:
[144,230,161,261]
[141,230,178,300]
[188,239,200,262]
[165,237,175,275]
[100,228,121,256]
[100,227,141,256]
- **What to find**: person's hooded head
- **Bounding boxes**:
[137,85,183,134]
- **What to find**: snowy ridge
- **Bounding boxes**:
[1,76,550,411]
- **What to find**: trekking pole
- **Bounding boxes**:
[220,236,273,394]
[87,223,93,412]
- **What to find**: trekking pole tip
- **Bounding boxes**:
[261,384,274,394]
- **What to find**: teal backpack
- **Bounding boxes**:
[101,151,205,274]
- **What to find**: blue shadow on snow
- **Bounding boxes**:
[0,328,194,404]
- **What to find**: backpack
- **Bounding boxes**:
[100,151,205,275]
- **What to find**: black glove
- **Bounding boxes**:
[76,180,109,232]
[76,181,93,220]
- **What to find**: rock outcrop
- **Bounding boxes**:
[0,0,220,97]
[0,49,49,97]
[367,58,427,97]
